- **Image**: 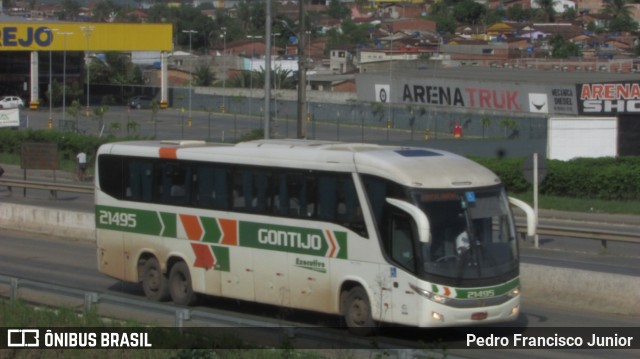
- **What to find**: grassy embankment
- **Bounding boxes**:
[0,299,332,359]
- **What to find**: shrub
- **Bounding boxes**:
[475,156,640,201]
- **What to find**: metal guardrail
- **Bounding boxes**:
[1,178,637,246]
[515,222,639,250]
[0,274,418,352]
[526,224,639,245]
[0,178,94,196]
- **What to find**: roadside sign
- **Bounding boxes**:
[523,154,547,184]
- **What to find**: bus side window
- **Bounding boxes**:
[162,164,191,205]
[363,177,387,225]
[273,174,289,215]
[128,161,142,200]
[230,170,245,209]
[252,171,269,212]
[317,175,337,221]
[341,176,367,237]
[287,174,304,216]
[198,166,230,210]
[198,166,214,208]
[390,213,416,272]
[212,167,229,209]
[129,161,154,201]
[98,155,126,199]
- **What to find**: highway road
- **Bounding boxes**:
[0,229,638,358]
[3,107,639,357]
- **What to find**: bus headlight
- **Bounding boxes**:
[508,286,521,298]
[409,283,449,304]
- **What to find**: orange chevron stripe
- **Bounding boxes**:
[219,219,238,246]
[159,147,178,159]
[191,243,214,269]
[326,230,337,258]
[180,214,203,241]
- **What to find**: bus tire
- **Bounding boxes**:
[141,257,170,301]
[343,286,376,336]
[169,261,198,306]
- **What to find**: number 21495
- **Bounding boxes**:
[99,210,137,228]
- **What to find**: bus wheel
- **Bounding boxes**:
[141,257,170,301]
[343,286,376,336]
[169,261,198,306]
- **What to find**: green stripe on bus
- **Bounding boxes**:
[239,222,347,258]
[96,205,176,237]
[200,217,221,243]
[211,245,230,272]
[95,206,348,259]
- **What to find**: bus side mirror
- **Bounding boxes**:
[386,198,431,243]
[508,197,536,236]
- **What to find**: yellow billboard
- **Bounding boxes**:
[0,23,173,51]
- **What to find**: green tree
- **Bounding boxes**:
[236,0,266,35]
[453,0,487,24]
[272,68,296,90]
[89,52,145,85]
[484,8,506,25]
[603,0,638,32]
[506,4,536,22]
[602,0,634,19]
[429,0,451,17]
[193,64,216,87]
[549,34,581,58]
[535,0,558,22]
[327,0,350,20]
[58,0,81,20]
[608,16,639,32]
[93,105,108,131]
[432,14,457,34]
[560,7,577,21]
[228,70,252,88]
[146,4,217,53]
[425,3,457,34]
[325,20,371,50]
[91,0,123,22]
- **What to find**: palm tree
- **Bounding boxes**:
[602,0,634,19]
[603,0,638,32]
[536,0,558,23]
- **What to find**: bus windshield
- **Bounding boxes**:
[411,187,518,286]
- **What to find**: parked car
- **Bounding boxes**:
[129,95,155,109]
[0,96,24,109]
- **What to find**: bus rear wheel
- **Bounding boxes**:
[141,257,170,301]
[169,261,198,306]
[342,286,376,336]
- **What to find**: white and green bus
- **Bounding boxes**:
[95,139,535,334]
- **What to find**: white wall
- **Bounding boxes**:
[547,117,617,160]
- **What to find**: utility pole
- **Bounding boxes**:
[297,0,307,139]
[182,29,197,127]
[81,26,95,117]
[264,0,272,139]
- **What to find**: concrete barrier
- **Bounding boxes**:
[0,203,637,316]
[0,203,94,241]
[520,263,639,316]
